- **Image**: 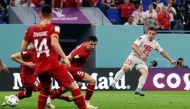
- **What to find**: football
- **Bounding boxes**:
[6,95,19,107]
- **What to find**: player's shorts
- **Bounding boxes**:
[123,53,148,71]
[20,71,36,88]
[70,69,86,81]
[37,64,74,91]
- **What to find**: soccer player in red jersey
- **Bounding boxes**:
[20,5,86,109]
[1,44,41,106]
[48,36,98,109]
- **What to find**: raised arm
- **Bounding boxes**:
[160,51,176,64]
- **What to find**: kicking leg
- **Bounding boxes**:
[109,65,130,89]
[135,68,148,96]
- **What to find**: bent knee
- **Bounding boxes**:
[68,81,79,90]
[89,78,96,85]
[138,68,149,75]
[122,65,130,73]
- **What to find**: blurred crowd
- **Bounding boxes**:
[0,0,190,31]
[0,0,98,24]
[101,0,190,31]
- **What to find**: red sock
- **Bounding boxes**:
[85,84,95,100]
[50,87,64,100]
[16,91,25,99]
[38,91,48,109]
[58,95,70,102]
[71,88,86,109]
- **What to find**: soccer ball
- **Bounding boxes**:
[6,95,19,107]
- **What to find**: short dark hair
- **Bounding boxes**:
[178,57,184,61]
[41,5,52,18]
[88,36,98,42]
[151,60,158,67]
[148,27,157,32]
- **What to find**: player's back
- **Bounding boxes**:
[25,24,61,74]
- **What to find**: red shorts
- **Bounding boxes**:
[70,69,86,81]
[20,71,36,88]
[37,64,74,92]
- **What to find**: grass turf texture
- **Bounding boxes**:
[0,91,189,109]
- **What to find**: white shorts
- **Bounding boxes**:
[123,53,148,71]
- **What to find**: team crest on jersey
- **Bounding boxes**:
[74,55,80,59]
[55,26,60,33]
[22,51,28,54]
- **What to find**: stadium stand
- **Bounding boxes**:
[106,9,121,24]
[9,7,40,24]
[8,6,111,25]
[142,0,152,11]
[80,7,112,25]
[2,0,190,31]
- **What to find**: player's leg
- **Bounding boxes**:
[47,86,69,108]
[49,82,86,109]
[67,82,87,109]
[16,87,33,99]
[135,64,148,96]
[109,65,130,89]
[33,80,41,92]
[79,72,97,108]
[49,66,86,109]
[1,96,8,106]
[38,73,51,109]
[109,54,139,89]
[49,87,68,100]
[57,95,73,102]
[1,78,35,106]
[109,56,134,89]
[47,82,70,108]
[1,87,33,106]
[57,71,97,106]
[47,87,65,109]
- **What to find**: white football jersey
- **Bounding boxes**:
[131,35,163,57]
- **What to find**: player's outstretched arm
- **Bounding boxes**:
[161,51,176,65]
[11,52,22,63]
[10,52,34,68]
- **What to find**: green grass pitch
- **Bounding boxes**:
[0,91,190,109]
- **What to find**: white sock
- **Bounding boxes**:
[112,69,125,85]
[85,100,90,105]
[137,74,148,89]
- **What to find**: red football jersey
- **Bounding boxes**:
[21,50,35,74]
[24,24,61,74]
[70,42,91,71]
[53,0,62,8]
[117,4,136,18]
